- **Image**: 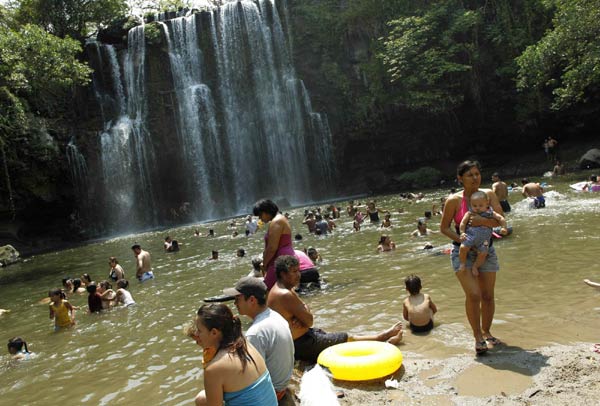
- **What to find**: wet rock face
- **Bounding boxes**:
[0,245,21,267]
[579,148,600,169]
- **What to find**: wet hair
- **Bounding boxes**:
[307,247,318,260]
[470,191,488,202]
[521,178,529,185]
[275,255,299,279]
[245,229,250,236]
[196,304,256,372]
[405,274,422,295]
[49,288,66,299]
[457,160,481,177]
[116,279,129,290]
[252,199,279,217]
[86,283,97,294]
[99,280,112,290]
[71,279,82,292]
[109,257,119,264]
[424,211,432,219]
[81,274,92,284]
[211,250,218,257]
[7,337,29,354]
[208,229,214,235]
[62,278,71,287]
[131,244,141,250]
[251,257,262,271]
[294,233,303,241]
[236,248,245,257]
[378,235,389,245]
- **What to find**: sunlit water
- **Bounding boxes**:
[1,175,599,405]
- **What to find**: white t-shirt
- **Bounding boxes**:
[246,308,294,392]
[245,220,258,234]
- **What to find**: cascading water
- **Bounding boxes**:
[85,0,335,233]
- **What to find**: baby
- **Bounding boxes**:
[459,191,507,276]
[403,275,437,333]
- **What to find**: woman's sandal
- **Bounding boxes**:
[485,336,502,346]
[476,341,488,355]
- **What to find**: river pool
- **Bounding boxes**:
[1,174,599,405]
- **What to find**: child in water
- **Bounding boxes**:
[403,275,437,333]
[377,235,396,252]
[458,191,507,276]
[115,279,136,307]
[7,337,31,359]
[98,281,116,309]
[48,289,76,331]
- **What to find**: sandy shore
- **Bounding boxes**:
[299,342,600,405]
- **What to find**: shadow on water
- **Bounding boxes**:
[475,343,550,376]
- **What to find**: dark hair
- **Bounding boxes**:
[424,211,432,218]
[294,233,303,241]
[71,278,82,292]
[7,337,29,354]
[49,288,66,299]
[116,279,129,289]
[491,172,500,178]
[275,255,299,279]
[131,244,141,250]
[252,199,279,217]
[521,178,529,185]
[590,175,597,182]
[315,214,323,221]
[109,257,118,264]
[81,273,92,284]
[86,283,97,294]
[62,278,71,287]
[243,292,266,306]
[212,250,218,256]
[165,236,171,241]
[307,247,318,259]
[405,274,422,295]
[99,280,112,290]
[378,235,388,245]
[196,304,255,372]
[251,257,262,271]
[457,160,481,177]
[237,248,245,257]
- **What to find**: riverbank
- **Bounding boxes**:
[331,342,600,405]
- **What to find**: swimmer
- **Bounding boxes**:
[80,273,93,286]
[491,172,510,213]
[209,250,219,260]
[380,213,392,228]
[132,244,154,282]
[237,248,245,258]
[521,178,545,208]
[249,257,263,278]
[115,279,135,307]
[98,281,116,309]
[411,219,433,237]
[48,288,75,331]
[306,247,322,263]
[7,337,31,360]
[353,220,361,232]
[458,191,507,276]
[86,283,103,313]
[377,235,396,252]
[403,275,437,333]
[108,257,125,282]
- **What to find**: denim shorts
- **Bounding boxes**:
[451,244,499,272]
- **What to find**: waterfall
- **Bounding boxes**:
[66,140,89,198]
[85,0,336,233]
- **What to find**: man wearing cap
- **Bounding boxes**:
[267,255,403,364]
[223,277,294,401]
[131,244,153,282]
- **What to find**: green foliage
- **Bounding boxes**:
[516,0,600,110]
[395,167,442,189]
[0,24,92,99]
[144,22,162,46]
[13,0,128,40]
[379,2,477,112]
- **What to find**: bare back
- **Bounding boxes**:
[492,181,508,201]
[403,293,433,326]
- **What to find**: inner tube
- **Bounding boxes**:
[317,341,403,381]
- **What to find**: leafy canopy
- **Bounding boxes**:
[517,0,600,110]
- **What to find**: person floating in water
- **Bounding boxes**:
[403,275,437,333]
[458,191,508,276]
[521,178,545,208]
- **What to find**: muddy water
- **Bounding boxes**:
[1,175,599,405]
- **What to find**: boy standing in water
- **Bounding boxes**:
[458,191,507,276]
[403,275,437,333]
[131,244,153,282]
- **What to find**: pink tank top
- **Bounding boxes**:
[263,232,294,289]
[453,192,469,232]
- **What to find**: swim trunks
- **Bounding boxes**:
[409,319,434,333]
[293,328,348,363]
[138,271,154,282]
[499,200,511,213]
[534,195,545,208]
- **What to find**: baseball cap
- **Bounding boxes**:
[222,276,267,299]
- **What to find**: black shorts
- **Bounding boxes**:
[500,200,511,213]
[294,328,348,363]
[300,268,320,284]
[409,319,434,333]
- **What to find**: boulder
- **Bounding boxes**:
[0,245,21,267]
[579,148,600,169]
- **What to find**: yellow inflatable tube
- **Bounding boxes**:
[317,341,403,381]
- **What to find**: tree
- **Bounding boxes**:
[517,0,600,111]
[12,0,128,40]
